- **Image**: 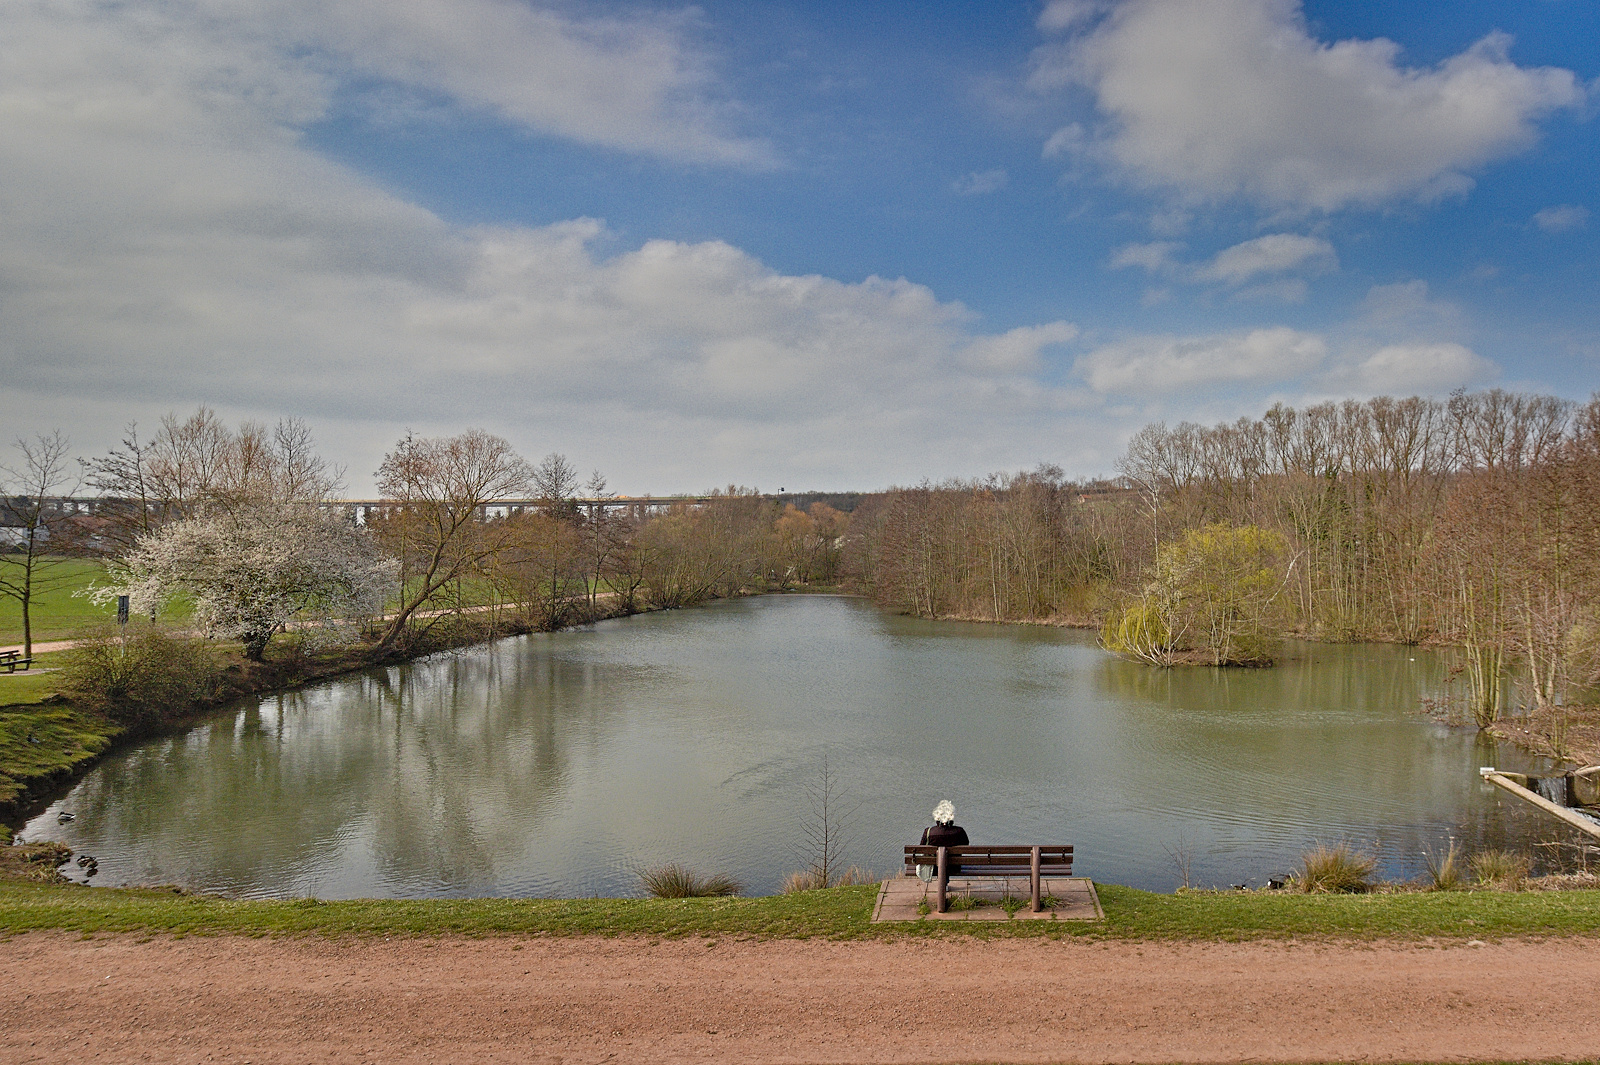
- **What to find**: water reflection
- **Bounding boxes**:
[26,595,1589,897]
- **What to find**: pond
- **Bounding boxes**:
[25,594,1579,897]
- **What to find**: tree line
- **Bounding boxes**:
[0,409,847,673]
[840,390,1600,725]
[11,390,1598,730]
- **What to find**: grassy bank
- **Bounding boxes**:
[3,879,1599,941]
[0,698,121,826]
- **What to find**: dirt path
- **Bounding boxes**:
[4,933,1598,1064]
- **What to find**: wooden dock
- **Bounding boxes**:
[1481,767,1600,841]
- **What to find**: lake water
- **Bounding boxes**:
[24,594,1580,897]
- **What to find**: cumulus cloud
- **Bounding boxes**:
[1355,280,1466,337]
[0,0,1092,491]
[1110,234,1335,299]
[1033,0,1584,210]
[1076,328,1327,393]
[1037,1,1107,34]
[953,169,1009,195]
[1534,204,1590,233]
[1108,241,1182,274]
[22,0,774,169]
[1330,343,1498,395]
[1196,234,1338,284]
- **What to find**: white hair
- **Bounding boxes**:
[932,800,955,824]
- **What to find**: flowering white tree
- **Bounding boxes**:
[97,505,395,660]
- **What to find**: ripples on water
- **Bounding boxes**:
[27,595,1578,897]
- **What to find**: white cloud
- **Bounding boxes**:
[1356,280,1466,337]
[1534,204,1590,233]
[961,322,1079,372]
[953,169,1009,195]
[1041,122,1086,159]
[1109,241,1182,274]
[1196,234,1337,284]
[1335,343,1498,394]
[19,0,774,169]
[0,0,1095,492]
[1232,279,1309,303]
[1038,1,1106,34]
[1032,0,1584,210]
[1110,234,1335,300]
[1076,328,1326,393]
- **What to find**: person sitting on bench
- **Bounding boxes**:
[917,799,969,878]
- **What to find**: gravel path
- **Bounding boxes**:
[4,932,1598,1063]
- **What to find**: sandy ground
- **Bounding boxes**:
[4,933,1599,1064]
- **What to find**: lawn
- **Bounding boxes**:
[0,650,73,707]
[0,558,113,646]
[2,878,1598,941]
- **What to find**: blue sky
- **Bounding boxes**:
[1,0,1596,493]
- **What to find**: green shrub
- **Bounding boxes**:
[1298,844,1376,893]
[59,623,222,726]
[1469,849,1531,890]
[638,863,741,898]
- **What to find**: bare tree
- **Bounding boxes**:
[0,432,77,659]
[532,452,580,519]
[371,430,532,651]
[79,421,159,555]
[581,469,616,613]
[795,752,861,890]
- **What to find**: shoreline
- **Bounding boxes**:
[0,593,697,834]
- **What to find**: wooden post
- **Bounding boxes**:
[936,847,948,913]
[1030,846,1042,912]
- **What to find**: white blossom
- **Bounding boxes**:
[95,505,396,659]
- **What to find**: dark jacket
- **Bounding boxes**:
[920,822,969,872]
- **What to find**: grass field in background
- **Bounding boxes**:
[0,558,111,645]
[0,557,197,646]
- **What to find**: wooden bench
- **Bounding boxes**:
[0,650,32,673]
[904,844,1073,914]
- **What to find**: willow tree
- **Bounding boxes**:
[1104,523,1291,667]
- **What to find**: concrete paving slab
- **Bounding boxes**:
[871,874,1102,922]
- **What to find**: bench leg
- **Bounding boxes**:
[936,847,948,914]
[1031,846,1042,913]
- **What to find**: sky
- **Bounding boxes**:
[1,0,1596,495]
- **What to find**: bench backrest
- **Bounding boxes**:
[903,845,1072,871]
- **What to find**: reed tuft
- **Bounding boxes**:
[1423,841,1466,891]
[1297,844,1376,893]
[1469,849,1531,890]
[638,863,742,899]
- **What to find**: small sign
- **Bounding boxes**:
[116,595,129,626]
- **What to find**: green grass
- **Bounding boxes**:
[0,651,71,706]
[0,557,193,647]
[0,558,112,646]
[2,880,1599,941]
[0,698,121,813]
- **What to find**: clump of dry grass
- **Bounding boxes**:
[1423,841,1467,891]
[1297,844,1376,893]
[779,865,875,893]
[1469,849,1531,890]
[638,864,741,898]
